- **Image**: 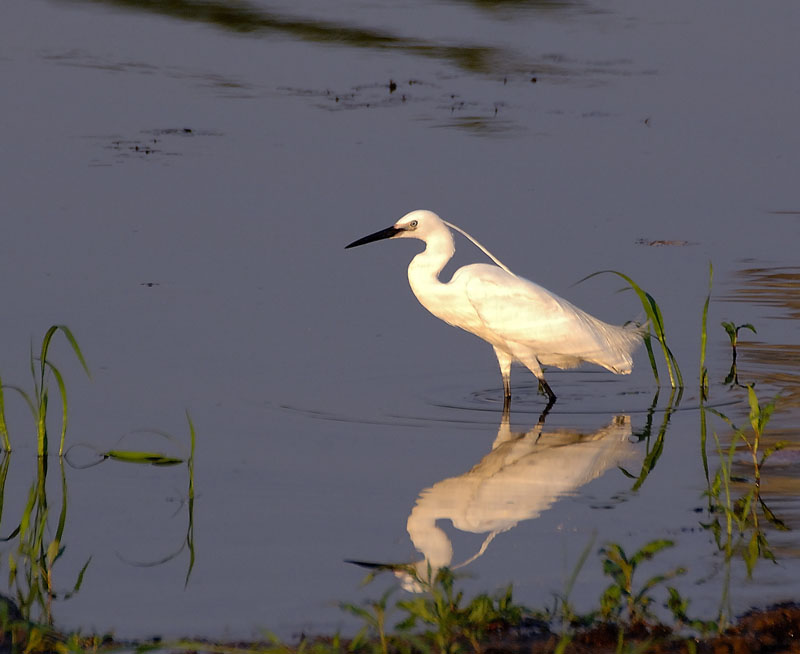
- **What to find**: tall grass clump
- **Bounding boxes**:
[7,460,92,625]
[698,261,788,626]
[598,540,686,626]
[0,325,89,456]
[705,388,787,577]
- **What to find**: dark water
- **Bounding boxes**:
[1,0,799,639]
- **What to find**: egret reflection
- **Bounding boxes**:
[351,412,635,591]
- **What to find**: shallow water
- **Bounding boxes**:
[1,0,799,640]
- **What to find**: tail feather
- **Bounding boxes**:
[589,321,645,374]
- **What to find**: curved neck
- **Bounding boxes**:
[407,227,455,289]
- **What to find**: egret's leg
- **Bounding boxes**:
[516,354,558,403]
[539,379,557,402]
[492,347,513,401]
[538,395,556,424]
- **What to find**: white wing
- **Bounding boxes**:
[460,264,639,372]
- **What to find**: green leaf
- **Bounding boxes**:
[43,360,69,456]
[50,324,91,379]
[0,380,10,452]
[599,585,622,618]
[759,497,789,531]
[104,450,184,466]
[666,587,688,618]
[760,441,788,466]
[721,321,736,341]
[630,539,674,566]
[745,531,759,576]
[747,386,761,431]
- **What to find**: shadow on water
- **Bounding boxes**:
[349,410,637,590]
[62,0,575,76]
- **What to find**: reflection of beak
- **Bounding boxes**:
[345,225,402,249]
[345,559,431,594]
[344,558,406,572]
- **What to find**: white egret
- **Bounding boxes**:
[345,210,643,406]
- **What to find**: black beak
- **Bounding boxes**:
[345,225,402,249]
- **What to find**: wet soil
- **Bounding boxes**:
[482,604,800,654]
[93,603,800,654]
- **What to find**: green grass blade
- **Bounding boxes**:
[0,379,11,451]
[184,411,196,587]
[29,340,39,406]
[65,557,93,599]
[0,454,11,528]
[700,404,710,485]
[18,485,37,543]
[2,385,37,419]
[40,325,59,384]
[103,450,184,465]
[52,324,91,379]
[630,539,674,566]
[562,531,595,609]
[186,410,196,481]
[31,325,91,456]
[699,263,713,484]
[578,270,682,388]
[41,325,90,380]
[642,334,660,385]
[631,430,665,492]
[44,361,69,457]
[664,343,683,388]
[629,388,678,491]
[38,393,48,457]
[56,458,69,546]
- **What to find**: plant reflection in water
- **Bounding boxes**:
[0,416,196,625]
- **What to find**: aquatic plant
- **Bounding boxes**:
[664,587,719,636]
[342,588,395,654]
[694,263,791,631]
[621,387,681,491]
[579,271,683,390]
[598,540,686,626]
[721,321,756,359]
[705,387,787,577]
[543,533,596,654]
[395,567,524,654]
[721,321,757,386]
[6,456,91,626]
[0,325,89,457]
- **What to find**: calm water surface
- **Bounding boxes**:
[1,0,799,639]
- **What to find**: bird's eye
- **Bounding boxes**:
[409,220,418,228]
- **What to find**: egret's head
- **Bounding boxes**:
[345,210,444,249]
